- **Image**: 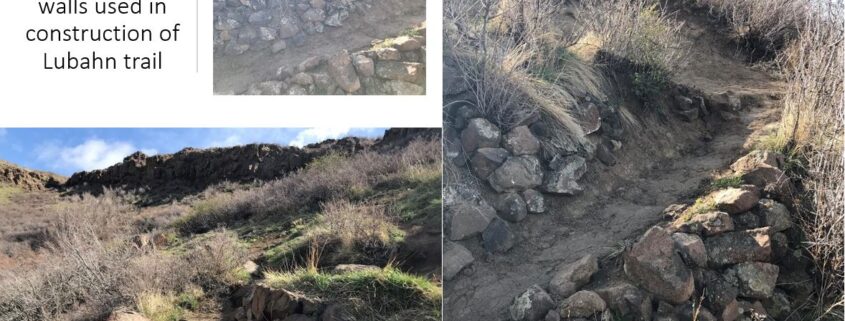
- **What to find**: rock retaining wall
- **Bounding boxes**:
[214,0,371,56]
[243,32,426,95]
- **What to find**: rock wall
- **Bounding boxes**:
[0,160,65,191]
[214,0,371,56]
[243,31,426,95]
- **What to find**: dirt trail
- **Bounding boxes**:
[213,0,425,94]
[444,13,786,321]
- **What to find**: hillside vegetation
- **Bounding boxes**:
[0,130,442,321]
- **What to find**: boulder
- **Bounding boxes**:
[290,72,314,86]
[494,192,529,222]
[755,199,792,232]
[352,55,375,77]
[624,226,694,304]
[444,241,474,280]
[278,17,300,38]
[705,228,771,267]
[701,271,740,321]
[509,285,556,321]
[731,150,784,173]
[714,188,760,214]
[470,148,509,178]
[549,255,599,297]
[559,291,606,318]
[542,155,587,195]
[593,283,653,321]
[762,290,791,320]
[326,50,361,93]
[489,156,544,192]
[733,212,761,230]
[447,200,495,240]
[298,56,323,72]
[544,310,560,321]
[523,189,546,214]
[678,211,735,236]
[393,36,424,51]
[461,118,501,152]
[730,262,779,299]
[373,47,401,60]
[374,61,425,84]
[503,126,541,155]
[671,233,707,267]
[740,166,795,202]
[482,218,516,253]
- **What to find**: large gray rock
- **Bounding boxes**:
[278,17,300,38]
[503,126,541,155]
[509,285,555,321]
[326,50,361,93]
[494,192,528,222]
[523,189,546,214]
[489,156,544,192]
[701,270,740,321]
[559,291,606,318]
[624,226,694,304]
[762,290,791,320]
[671,233,707,268]
[470,148,509,178]
[447,201,495,240]
[549,255,599,297]
[482,218,515,253]
[351,54,374,77]
[755,199,792,232]
[542,155,587,195]
[444,241,474,280]
[678,211,735,236]
[714,188,760,214]
[461,118,501,152]
[731,150,784,173]
[705,228,771,267]
[593,283,652,321]
[730,262,779,299]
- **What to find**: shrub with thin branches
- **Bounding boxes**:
[694,0,807,57]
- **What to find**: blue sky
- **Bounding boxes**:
[0,128,386,176]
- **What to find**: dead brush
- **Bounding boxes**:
[321,199,397,250]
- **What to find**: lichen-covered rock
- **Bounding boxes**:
[671,233,707,267]
[731,150,784,173]
[624,226,694,304]
[489,156,544,192]
[755,199,792,232]
[326,50,361,93]
[730,262,779,299]
[444,241,474,280]
[549,255,599,297]
[593,283,652,321]
[714,188,760,214]
[494,192,528,222]
[470,148,509,178]
[352,55,375,77]
[762,290,791,320]
[705,228,771,267]
[447,200,495,241]
[461,118,501,152]
[523,189,546,214]
[678,211,735,236]
[298,56,323,72]
[559,291,606,318]
[509,285,555,321]
[374,61,425,84]
[701,270,740,321]
[393,36,424,51]
[542,155,587,195]
[482,218,515,253]
[503,126,541,156]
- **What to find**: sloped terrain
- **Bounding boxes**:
[0,128,442,321]
[442,1,820,320]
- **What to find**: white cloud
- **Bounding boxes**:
[37,139,157,172]
[289,128,352,147]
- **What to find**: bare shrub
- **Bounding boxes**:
[694,0,807,56]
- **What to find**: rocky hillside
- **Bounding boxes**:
[0,160,64,191]
[64,128,437,201]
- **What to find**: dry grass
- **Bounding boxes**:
[321,199,399,249]
[176,138,441,234]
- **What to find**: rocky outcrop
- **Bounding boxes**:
[243,29,426,95]
[238,285,323,321]
[63,128,437,202]
[0,160,65,191]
